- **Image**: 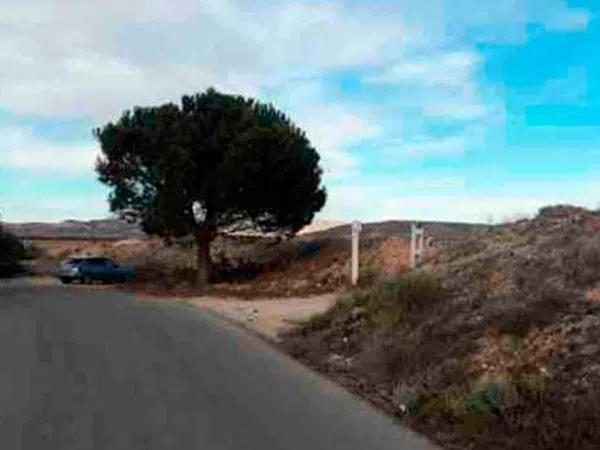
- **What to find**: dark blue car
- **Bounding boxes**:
[58,257,134,285]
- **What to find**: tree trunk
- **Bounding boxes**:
[194,227,213,290]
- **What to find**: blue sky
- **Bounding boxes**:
[1,0,599,223]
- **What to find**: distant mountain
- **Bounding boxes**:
[4,219,145,240]
[3,217,487,242]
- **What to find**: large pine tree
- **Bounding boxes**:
[95,88,326,288]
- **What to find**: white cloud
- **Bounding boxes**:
[430,0,591,43]
[368,51,480,87]
[366,49,493,123]
[0,126,98,173]
[0,0,594,224]
[322,181,600,224]
[401,136,470,157]
[298,107,382,150]
[424,102,488,120]
[0,0,409,121]
[3,145,98,172]
[0,196,109,222]
[378,195,552,223]
[370,123,488,161]
[295,105,382,179]
[0,0,590,123]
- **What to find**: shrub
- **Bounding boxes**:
[510,371,546,398]
[392,382,424,413]
[501,388,600,449]
[492,283,570,338]
[360,271,445,331]
[465,383,506,415]
[420,395,453,417]
[563,235,600,286]
[305,296,352,332]
[297,240,322,259]
[494,306,546,338]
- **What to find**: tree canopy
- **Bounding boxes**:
[95,88,327,286]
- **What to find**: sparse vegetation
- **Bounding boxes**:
[356,272,446,331]
[282,205,600,449]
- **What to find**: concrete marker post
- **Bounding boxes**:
[351,221,362,286]
[410,223,425,269]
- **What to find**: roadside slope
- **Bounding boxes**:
[283,205,600,450]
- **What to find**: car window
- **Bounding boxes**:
[65,258,83,265]
[88,258,117,267]
[83,258,106,266]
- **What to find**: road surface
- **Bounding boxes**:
[0,281,437,449]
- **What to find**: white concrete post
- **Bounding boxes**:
[410,223,425,269]
[351,221,362,286]
[410,224,417,269]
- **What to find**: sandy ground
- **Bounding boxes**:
[186,294,337,342]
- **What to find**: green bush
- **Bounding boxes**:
[465,383,506,415]
[358,271,445,331]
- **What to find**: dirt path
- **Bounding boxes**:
[3,276,338,342]
[186,294,337,341]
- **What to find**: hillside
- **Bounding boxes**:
[5,218,343,240]
[4,217,483,243]
[4,219,145,240]
[282,205,600,449]
[22,217,485,297]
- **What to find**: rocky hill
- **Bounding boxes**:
[283,205,600,449]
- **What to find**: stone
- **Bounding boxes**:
[325,353,351,370]
[580,343,600,356]
[350,306,366,319]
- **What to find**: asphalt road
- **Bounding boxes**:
[0,281,437,450]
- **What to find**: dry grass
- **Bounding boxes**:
[356,272,446,331]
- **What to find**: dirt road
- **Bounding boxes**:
[187,294,337,341]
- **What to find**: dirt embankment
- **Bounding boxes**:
[282,205,600,450]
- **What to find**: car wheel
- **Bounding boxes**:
[60,277,73,285]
